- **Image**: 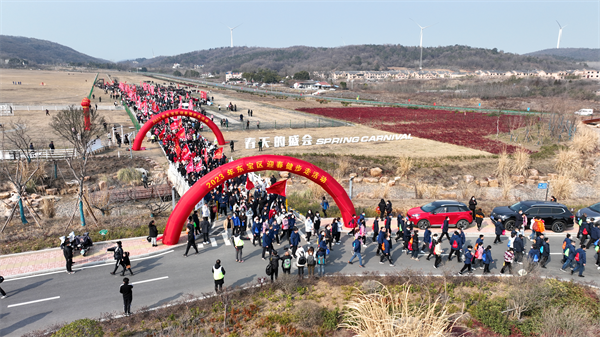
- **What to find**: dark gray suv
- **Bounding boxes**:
[490,200,575,233]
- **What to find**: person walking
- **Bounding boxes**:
[426,233,438,260]
[348,234,365,267]
[380,232,394,266]
[561,239,576,272]
[494,220,504,244]
[192,211,201,236]
[306,247,316,277]
[475,208,484,231]
[49,141,55,154]
[540,237,550,269]
[482,245,493,274]
[183,218,199,257]
[316,244,326,277]
[474,239,484,269]
[468,196,477,221]
[120,277,133,316]
[233,233,244,262]
[281,250,293,274]
[513,234,525,264]
[262,228,273,259]
[268,251,280,282]
[571,245,587,277]
[448,231,462,262]
[108,241,124,275]
[321,197,329,218]
[296,246,306,278]
[433,238,442,269]
[61,238,74,274]
[230,140,234,152]
[440,217,451,242]
[148,220,158,247]
[586,224,599,249]
[120,252,134,276]
[500,248,514,274]
[201,218,211,244]
[0,275,6,298]
[458,246,474,275]
[410,230,420,261]
[305,216,314,243]
[290,227,300,258]
[212,259,226,293]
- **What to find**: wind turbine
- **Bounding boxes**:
[411,19,432,70]
[556,21,567,49]
[226,24,242,48]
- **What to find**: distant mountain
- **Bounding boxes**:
[122,45,585,75]
[525,48,600,62]
[0,35,109,65]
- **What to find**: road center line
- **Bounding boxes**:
[131,276,169,285]
[7,296,60,308]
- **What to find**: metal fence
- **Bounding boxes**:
[216,118,350,131]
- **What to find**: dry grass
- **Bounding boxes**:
[413,180,426,199]
[457,181,482,200]
[117,167,142,185]
[555,149,581,176]
[395,156,413,179]
[41,198,56,218]
[335,157,351,180]
[373,185,391,199]
[494,151,511,178]
[339,281,459,337]
[550,175,574,200]
[539,305,599,337]
[424,184,441,199]
[511,147,530,176]
[500,176,514,201]
[306,181,323,200]
[570,123,599,154]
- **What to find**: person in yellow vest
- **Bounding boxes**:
[212,259,226,294]
[233,233,244,263]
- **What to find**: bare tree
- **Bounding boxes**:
[87,190,120,216]
[50,106,106,230]
[0,122,42,231]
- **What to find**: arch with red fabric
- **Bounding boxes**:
[161,155,356,245]
[132,109,226,150]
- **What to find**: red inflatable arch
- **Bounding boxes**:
[161,155,356,245]
[132,109,227,151]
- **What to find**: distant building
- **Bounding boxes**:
[172,63,181,69]
[226,71,242,81]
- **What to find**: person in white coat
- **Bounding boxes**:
[305,217,314,242]
[296,246,306,279]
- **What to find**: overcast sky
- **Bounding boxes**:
[0,0,598,62]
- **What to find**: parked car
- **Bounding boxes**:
[576,202,600,226]
[407,200,473,230]
[490,200,574,233]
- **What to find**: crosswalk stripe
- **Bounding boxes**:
[210,238,218,247]
[223,233,231,245]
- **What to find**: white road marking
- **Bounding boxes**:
[223,233,231,245]
[7,296,60,308]
[131,276,169,285]
[210,238,218,247]
[5,250,174,282]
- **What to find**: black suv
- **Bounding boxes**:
[490,200,574,233]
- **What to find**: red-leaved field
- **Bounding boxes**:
[298,107,521,154]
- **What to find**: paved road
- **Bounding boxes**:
[1,231,598,336]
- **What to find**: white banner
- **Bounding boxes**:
[244,133,411,149]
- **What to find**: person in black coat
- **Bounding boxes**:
[468,196,477,221]
[378,199,386,220]
[148,220,158,247]
[108,241,124,275]
[494,221,504,244]
[201,219,211,244]
[119,277,133,316]
[61,239,74,274]
[183,218,199,257]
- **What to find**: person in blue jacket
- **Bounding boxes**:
[290,227,300,258]
[262,228,273,259]
[397,212,405,236]
[251,217,261,246]
[440,216,451,243]
[379,232,394,266]
[561,240,576,271]
[376,228,386,255]
[458,246,474,275]
[528,245,540,266]
[272,221,281,245]
[421,227,432,253]
[219,194,228,216]
[232,212,241,234]
[458,228,466,248]
[348,234,365,267]
[448,231,463,262]
[579,220,590,246]
[513,234,525,264]
[586,224,600,249]
[482,245,492,274]
[493,220,504,244]
[571,245,587,277]
[561,234,573,263]
[372,218,380,243]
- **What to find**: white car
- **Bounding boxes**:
[575,109,593,116]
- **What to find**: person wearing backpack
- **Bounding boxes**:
[380,232,394,266]
[458,246,474,275]
[448,231,462,262]
[561,239,576,272]
[316,246,327,277]
[440,217,451,243]
[533,217,545,238]
[281,250,293,274]
[306,247,316,277]
[348,234,365,267]
[513,234,525,265]
[474,241,484,269]
[296,246,307,278]
[500,248,514,274]
[561,234,573,263]
[579,219,590,246]
[376,227,387,256]
[528,245,540,267]
[268,250,280,282]
[482,245,492,274]
[426,233,438,261]
[571,245,587,277]
[586,223,599,249]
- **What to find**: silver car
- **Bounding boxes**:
[576,202,600,225]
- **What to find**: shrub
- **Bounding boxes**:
[511,147,530,176]
[41,198,56,218]
[395,156,413,178]
[117,167,142,185]
[470,298,511,336]
[52,318,103,337]
[570,123,599,154]
[539,305,599,337]
[322,307,340,330]
[554,149,580,177]
[550,175,574,200]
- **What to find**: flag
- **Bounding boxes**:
[245,176,255,191]
[213,147,224,160]
[195,161,203,172]
[266,180,287,197]
[186,161,194,173]
[159,128,166,140]
[181,145,191,161]
[176,128,185,139]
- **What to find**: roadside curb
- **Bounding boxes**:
[3,239,187,280]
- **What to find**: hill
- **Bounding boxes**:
[0,35,109,66]
[123,45,585,74]
[526,48,600,62]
